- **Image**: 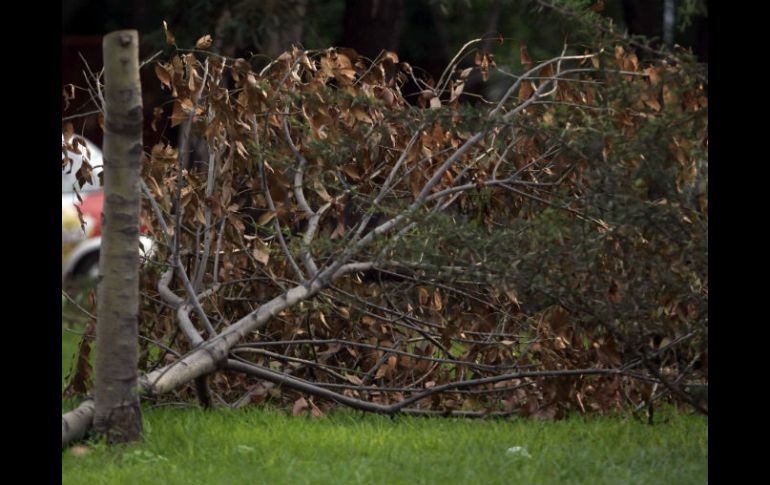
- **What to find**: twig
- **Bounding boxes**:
[253,116,305,281]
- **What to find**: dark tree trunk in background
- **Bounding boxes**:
[693,16,707,62]
[264,0,308,58]
[622,0,707,62]
[662,0,675,48]
[342,0,405,59]
[94,29,144,444]
[480,0,503,53]
[211,0,307,59]
[622,0,664,43]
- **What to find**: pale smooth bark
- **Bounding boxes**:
[93,30,144,444]
[62,399,95,448]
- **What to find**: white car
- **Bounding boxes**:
[62,134,153,281]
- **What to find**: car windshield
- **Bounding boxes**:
[62,135,103,194]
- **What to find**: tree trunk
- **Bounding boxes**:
[622,0,664,45]
[93,30,144,444]
[662,0,676,48]
[341,0,405,59]
[263,0,308,59]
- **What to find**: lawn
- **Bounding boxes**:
[62,324,82,391]
[62,310,707,485]
[63,319,88,413]
[62,406,707,485]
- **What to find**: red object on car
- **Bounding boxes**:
[63,134,155,282]
[76,191,104,238]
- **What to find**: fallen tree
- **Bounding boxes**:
[63,5,707,447]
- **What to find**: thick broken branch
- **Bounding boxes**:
[62,399,95,448]
[224,359,628,415]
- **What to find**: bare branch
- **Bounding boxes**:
[225,358,630,415]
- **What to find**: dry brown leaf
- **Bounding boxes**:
[519,81,534,102]
[69,445,91,457]
[62,85,76,110]
[340,165,362,181]
[345,374,363,385]
[450,81,465,103]
[382,51,399,64]
[352,107,373,124]
[195,34,213,50]
[433,290,443,311]
[257,210,276,226]
[410,168,423,199]
[503,286,520,308]
[330,220,345,239]
[520,45,533,69]
[252,241,270,265]
[162,20,176,45]
[151,106,164,132]
[375,364,389,379]
[155,63,172,90]
[310,399,324,418]
[292,397,309,416]
[170,100,187,128]
[313,180,332,202]
[63,122,74,143]
[418,287,429,306]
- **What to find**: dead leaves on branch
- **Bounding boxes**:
[129,38,708,417]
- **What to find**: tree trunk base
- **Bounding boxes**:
[93,401,144,444]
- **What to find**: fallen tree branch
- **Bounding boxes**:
[224,358,629,415]
[62,399,95,448]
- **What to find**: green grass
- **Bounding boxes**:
[62,325,82,390]
[63,291,96,412]
[62,407,707,485]
[62,301,707,485]
[62,320,89,413]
